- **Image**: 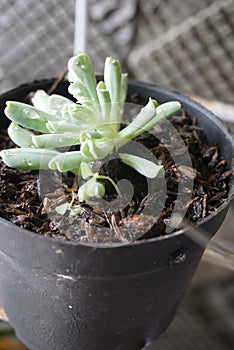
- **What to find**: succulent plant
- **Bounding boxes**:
[0,53,181,202]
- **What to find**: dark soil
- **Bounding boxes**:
[0,109,231,244]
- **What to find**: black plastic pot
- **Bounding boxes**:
[0,80,233,350]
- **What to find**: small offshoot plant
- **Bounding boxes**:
[0,53,181,214]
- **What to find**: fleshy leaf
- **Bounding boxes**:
[68,53,99,104]
[80,162,94,179]
[143,101,182,131]
[120,73,128,103]
[48,151,84,172]
[118,73,128,118]
[32,133,81,148]
[119,153,164,178]
[80,138,114,160]
[66,104,101,127]
[118,100,181,143]
[104,57,122,104]
[104,57,122,127]
[46,120,81,134]
[8,122,35,148]
[0,148,59,170]
[117,98,157,142]
[55,202,69,215]
[69,204,83,216]
[68,80,94,106]
[5,102,51,133]
[32,90,75,117]
[96,81,111,122]
[78,177,105,201]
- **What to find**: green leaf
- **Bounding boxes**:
[48,94,74,112]
[78,177,105,201]
[32,133,81,148]
[8,122,35,148]
[66,104,101,127]
[46,104,101,134]
[0,148,59,170]
[80,162,94,179]
[46,120,81,134]
[69,204,83,216]
[120,73,128,103]
[96,175,122,198]
[96,81,111,122]
[143,101,181,131]
[119,153,164,178]
[5,102,51,133]
[68,53,99,104]
[104,57,123,128]
[118,100,181,144]
[104,57,122,104]
[117,98,157,142]
[31,90,50,112]
[32,90,75,117]
[118,73,128,122]
[80,138,114,160]
[48,151,84,172]
[55,202,69,215]
[128,101,181,139]
[68,80,94,106]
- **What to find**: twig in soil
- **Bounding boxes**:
[111,214,129,243]
[202,194,207,218]
[185,196,200,209]
[47,67,68,95]
[135,194,149,214]
[102,211,128,243]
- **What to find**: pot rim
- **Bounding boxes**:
[0,79,233,248]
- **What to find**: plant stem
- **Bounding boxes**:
[96,175,122,198]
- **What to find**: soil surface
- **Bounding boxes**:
[0,109,231,244]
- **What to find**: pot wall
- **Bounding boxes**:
[0,228,205,350]
[0,80,233,350]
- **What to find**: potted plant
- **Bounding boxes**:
[0,54,233,350]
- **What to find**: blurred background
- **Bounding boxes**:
[0,0,233,349]
[0,0,234,104]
